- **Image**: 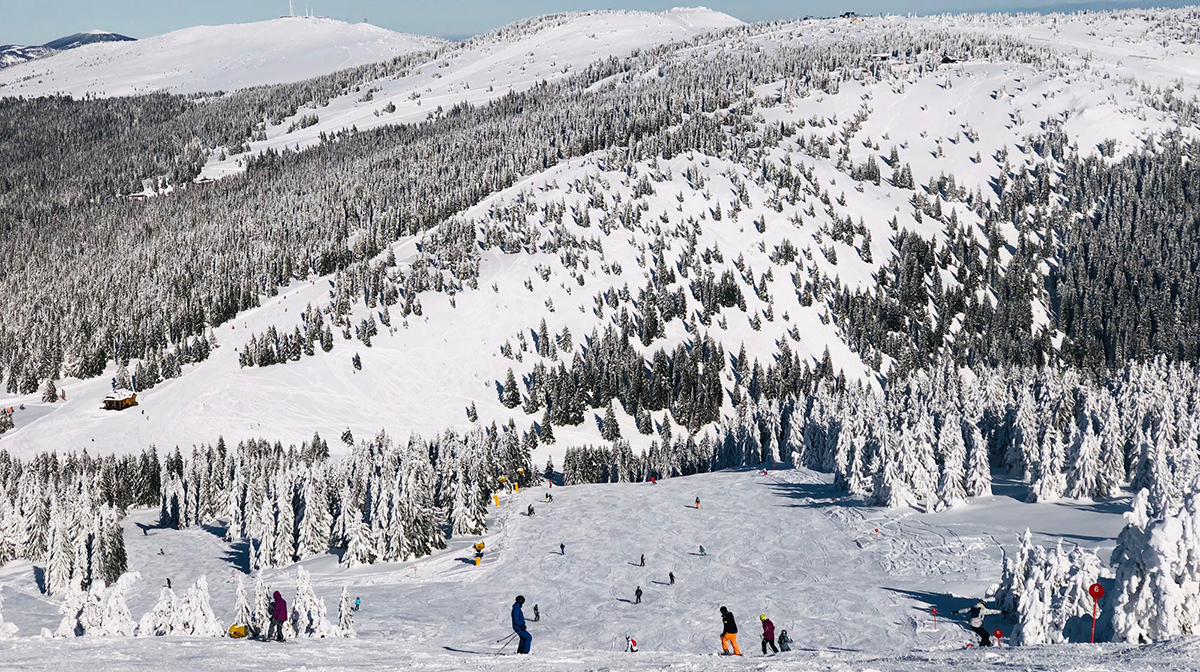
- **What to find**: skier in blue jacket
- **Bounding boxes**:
[512,595,532,654]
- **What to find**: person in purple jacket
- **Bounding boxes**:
[760,614,778,654]
[268,591,288,641]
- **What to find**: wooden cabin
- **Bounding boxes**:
[103,390,138,411]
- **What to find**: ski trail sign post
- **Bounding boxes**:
[1089,583,1104,643]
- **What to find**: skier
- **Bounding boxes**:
[527,504,535,516]
[560,542,565,555]
[626,636,638,652]
[759,614,778,654]
[650,477,656,484]
[267,591,288,642]
[719,606,741,655]
[953,599,1001,647]
[640,554,645,567]
[699,545,706,556]
[533,604,540,622]
[669,571,675,585]
[354,597,361,612]
[778,629,792,651]
[695,497,700,509]
[512,595,531,654]
[165,578,171,589]
[635,586,643,604]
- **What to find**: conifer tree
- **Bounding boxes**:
[501,368,521,408]
[338,585,356,637]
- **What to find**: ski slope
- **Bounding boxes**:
[0,18,444,97]
[196,8,744,180]
[0,468,1146,669]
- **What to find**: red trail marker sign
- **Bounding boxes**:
[1089,583,1105,643]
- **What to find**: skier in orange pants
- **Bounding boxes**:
[720,606,741,655]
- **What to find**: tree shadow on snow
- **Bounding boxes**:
[882,588,1005,627]
[1058,498,1131,516]
[134,520,172,536]
[765,481,869,509]
[222,538,252,574]
[989,474,1031,503]
[33,565,45,594]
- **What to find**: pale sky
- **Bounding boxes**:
[0,0,1191,45]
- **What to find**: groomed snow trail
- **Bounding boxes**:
[0,468,1125,670]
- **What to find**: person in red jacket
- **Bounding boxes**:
[268,591,288,641]
[759,614,778,654]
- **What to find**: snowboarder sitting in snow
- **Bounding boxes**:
[626,636,638,652]
[268,591,288,641]
[699,545,706,556]
[953,599,1001,647]
[778,629,792,651]
[760,614,778,654]
[719,606,741,655]
[527,504,535,516]
[512,595,531,654]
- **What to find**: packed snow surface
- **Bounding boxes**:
[0,468,1150,670]
[0,18,444,97]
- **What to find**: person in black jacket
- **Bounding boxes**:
[719,606,742,655]
[635,586,643,604]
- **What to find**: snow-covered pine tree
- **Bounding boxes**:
[964,417,992,497]
[601,402,621,441]
[297,471,332,560]
[46,497,75,596]
[934,413,967,511]
[252,571,271,636]
[114,363,132,391]
[338,585,355,637]
[137,588,178,636]
[95,572,140,636]
[0,407,12,435]
[996,528,1034,614]
[54,577,86,637]
[1012,387,1039,480]
[178,575,223,637]
[290,566,337,638]
[1027,425,1066,502]
[342,515,376,568]
[1066,421,1103,500]
[41,378,58,403]
[233,575,253,632]
[501,368,521,408]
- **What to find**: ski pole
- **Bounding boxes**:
[496,632,519,654]
[496,632,519,643]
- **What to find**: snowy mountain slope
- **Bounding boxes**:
[0,469,1136,668]
[197,8,744,180]
[0,9,1189,462]
[0,31,133,70]
[0,18,444,97]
